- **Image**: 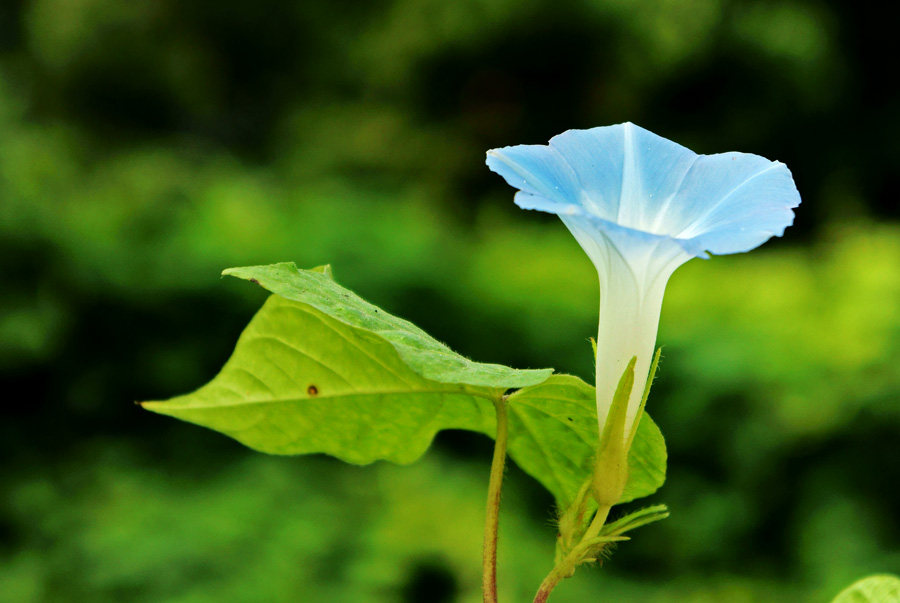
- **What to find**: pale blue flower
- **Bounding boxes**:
[486,122,800,446]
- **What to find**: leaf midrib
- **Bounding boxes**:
[143,386,504,410]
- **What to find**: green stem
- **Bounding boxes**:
[532,563,569,603]
[483,396,509,603]
[532,505,612,603]
[532,536,596,603]
[582,504,612,542]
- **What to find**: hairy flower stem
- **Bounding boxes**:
[532,560,570,603]
[532,506,611,603]
[582,504,612,542]
[483,396,509,603]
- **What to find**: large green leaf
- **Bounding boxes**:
[832,576,900,603]
[141,264,666,506]
[222,262,551,389]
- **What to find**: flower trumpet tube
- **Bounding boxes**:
[487,123,800,455]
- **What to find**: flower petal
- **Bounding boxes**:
[547,122,700,233]
[485,144,580,210]
[672,154,800,254]
[487,122,800,259]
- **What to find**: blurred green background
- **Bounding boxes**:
[2,0,899,601]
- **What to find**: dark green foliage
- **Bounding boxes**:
[1,0,899,601]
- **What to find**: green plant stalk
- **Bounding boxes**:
[534,355,652,602]
[532,556,574,603]
[532,532,627,603]
[533,506,610,603]
[483,396,509,603]
[581,504,612,542]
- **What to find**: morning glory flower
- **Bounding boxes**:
[486,122,800,448]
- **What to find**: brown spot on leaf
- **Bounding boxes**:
[307,385,319,396]
[249,278,260,285]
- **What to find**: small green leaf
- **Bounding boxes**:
[832,575,900,603]
[143,264,666,507]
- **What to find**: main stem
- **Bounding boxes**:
[483,396,509,603]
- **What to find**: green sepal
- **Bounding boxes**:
[592,356,636,507]
[601,504,670,538]
[627,347,661,450]
[555,479,594,566]
[571,534,630,566]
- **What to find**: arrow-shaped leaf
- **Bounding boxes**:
[141,264,666,506]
